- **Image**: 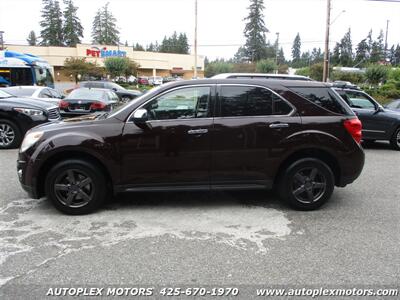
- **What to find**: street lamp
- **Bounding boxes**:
[323,0,331,82]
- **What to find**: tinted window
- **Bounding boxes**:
[220,86,291,117]
[144,86,211,120]
[344,91,376,110]
[3,87,36,97]
[39,89,53,98]
[386,101,400,109]
[290,87,350,114]
[67,89,106,100]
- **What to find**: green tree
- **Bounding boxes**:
[355,38,369,67]
[91,3,120,45]
[204,60,233,78]
[331,43,341,66]
[243,0,269,62]
[311,47,323,64]
[133,43,145,51]
[339,28,353,66]
[370,30,385,63]
[123,59,140,79]
[158,32,189,54]
[40,0,64,46]
[62,0,83,46]
[256,59,277,73]
[27,31,38,46]
[177,33,189,54]
[64,57,93,83]
[104,57,129,78]
[291,33,301,67]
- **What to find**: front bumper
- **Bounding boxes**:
[17,156,40,199]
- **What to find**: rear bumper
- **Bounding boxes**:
[337,144,365,187]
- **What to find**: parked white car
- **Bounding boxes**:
[0,86,64,105]
[148,76,163,86]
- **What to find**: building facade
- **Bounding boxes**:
[4,44,205,82]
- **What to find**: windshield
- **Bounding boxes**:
[67,89,106,100]
[34,67,54,87]
[3,87,36,97]
[0,90,13,99]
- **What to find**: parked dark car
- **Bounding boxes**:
[212,73,312,81]
[79,81,142,102]
[334,87,400,150]
[18,79,364,214]
[60,88,119,117]
[385,99,400,112]
[0,89,61,149]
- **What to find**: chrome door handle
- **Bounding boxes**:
[188,129,208,135]
[269,123,289,129]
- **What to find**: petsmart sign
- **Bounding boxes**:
[86,47,126,58]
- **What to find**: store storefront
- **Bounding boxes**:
[4,44,205,82]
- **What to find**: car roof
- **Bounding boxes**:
[3,86,47,90]
[211,73,312,80]
[161,78,330,89]
[73,87,111,92]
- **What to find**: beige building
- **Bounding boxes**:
[5,43,205,82]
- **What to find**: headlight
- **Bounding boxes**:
[20,131,43,152]
[14,107,44,116]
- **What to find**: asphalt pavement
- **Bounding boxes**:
[0,143,399,299]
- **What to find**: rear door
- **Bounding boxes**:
[211,84,301,188]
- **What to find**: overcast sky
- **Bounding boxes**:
[1,0,399,60]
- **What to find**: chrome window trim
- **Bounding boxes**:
[218,83,296,117]
[126,84,215,123]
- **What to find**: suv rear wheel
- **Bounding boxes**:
[45,159,107,215]
[390,127,400,151]
[277,158,334,210]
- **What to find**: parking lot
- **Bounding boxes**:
[0,143,399,298]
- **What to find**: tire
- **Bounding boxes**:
[45,159,107,215]
[0,119,22,149]
[390,127,400,151]
[277,158,335,210]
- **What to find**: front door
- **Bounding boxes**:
[211,84,301,188]
[120,85,214,189]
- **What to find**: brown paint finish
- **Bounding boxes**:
[17,79,365,199]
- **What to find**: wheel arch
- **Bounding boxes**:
[36,150,113,198]
[274,148,341,187]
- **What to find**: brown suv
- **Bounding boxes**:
[17,79,365,214]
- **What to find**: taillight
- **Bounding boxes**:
[90,101,106,110]
[343,118,362,144]
[59,100,69,109]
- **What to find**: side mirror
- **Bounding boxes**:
[132,109,149,128]
[375,106,384,114]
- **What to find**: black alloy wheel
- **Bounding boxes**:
[45,159,107,214]
[278,158,334,210]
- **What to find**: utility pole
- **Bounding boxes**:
[275,32,280,74]
[322,0,331,82]
[193,0,198,78]
[384,19,389,62]
[0,31,4,51]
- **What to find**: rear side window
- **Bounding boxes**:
[220,86,292,117]
[290,87,351,115]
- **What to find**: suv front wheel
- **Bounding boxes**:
[277,158,335,210]
[45,159,107,215]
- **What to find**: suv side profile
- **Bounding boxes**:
[17,79,364,214]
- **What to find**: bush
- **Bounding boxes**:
[331,71,364,84]
[388,68,400,82]
[295,67,310,77]
[205,61,234,77]
[255,59,277,73]
[365,64,389,85]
